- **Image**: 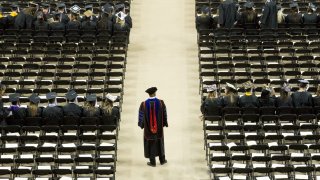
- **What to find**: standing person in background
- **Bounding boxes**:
[218,0,238,28]
[260,0,278,29]
[291,80,313,107]
[138,87,168,167]
[67,5,81,32]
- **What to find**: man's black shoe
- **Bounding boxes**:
[147,162,156,167]
[160,160,167,165]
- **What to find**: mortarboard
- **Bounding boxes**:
[115,3,125,10]
[102,4,113,13]
[106,93,117,102]
[70,5,81,14]
[289,2,298,8]
[86,94,97,102]
[299,79,309,84]
[57,3,66,9]
[207,84,217,92]
[226,82,237,90]
[281,83,291,92]
[65,90,77,101]
[46,92,57,100]
[243,81,254,89]
[145,87,157,95]
[9,93,20,102]
[84,10,93,17]
[244,2,254,8]
[42,3,50,8]
[201,6,210,13]
[85,4,93,10]
[309,3,317,11]
[11,4,19,10]
[29,94,40,104]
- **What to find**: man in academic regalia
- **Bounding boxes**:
[260,0,278,29]
[138,87,168,167]
[41,3,52,22]
[291,80,313,107]
[63,90,82,117]
[42,92,63,125]
[81,5,98,23]
[6,93,25,126]
[285,2,302,28]
[218,0,238,28]
[98,4,114,35]
[56,3,69,25]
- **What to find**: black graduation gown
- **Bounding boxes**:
[42,106,63,125]
[196,14,214,30]
[49,22,65,35]
[218,0,238,28]
[113,22,129,32]
[0,17,6,30]
[97,15,114,35]
[60,13,70,25]
[222,95,240,107]
[303,13,319,28]
[125,15,132,29]
[101,106,120,126]
[258,97,276,107]
[0,98,8,125]
[5,14,17,29]
[239,95,259,108]
[238,11,259,30]
[285,13,302,28]
[67,21,81,31]
[63,103,82,117]
[275,97,293,107]
[313,96,320,107]
[6,106,26,126]
[14,12,26,29]
[291,91,313,107]
[260,1,278,29]
[201,97,223,116]
[34,20,49,31]
[26,107,42,117]
[138,98,168,159]
[81,20,97,34]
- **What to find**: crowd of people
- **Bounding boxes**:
[201,80,320,116]
[196,0,319,31]
[0,85,120,126]
[0,2,132,35]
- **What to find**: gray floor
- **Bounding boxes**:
[116,0,209,179]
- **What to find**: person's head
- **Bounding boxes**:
[66,90,77,103]
[244,2,254,11]
[42,3,50,14]
[11,4,19,12]
[289,3,299,13]
[225,82,237,95]
[37,11,44,21]
[261,89,271,99]
[299,79,309,90]
[145,87,157,97]
[307,3,317,13]
[206,84,217,98]
[86,94,97,107]
[57,3,65,13]
[29,94,40,117]
[115,3,125,13]
[70,5,80,19]
[9,93,20,106]
[243,81,253,93]
[46,92,57,104]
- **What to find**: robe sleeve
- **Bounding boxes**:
[260,5,269,25]
[138,102,144,129]
[218,5,225,26]
[161,100,168,127]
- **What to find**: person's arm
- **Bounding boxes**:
[161,100,168,127]
[260,5,269,25]
[138,102,144,129]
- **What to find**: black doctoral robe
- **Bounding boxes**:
[138,98,168,159]
[218,0,238,28]
[260,0,278,29]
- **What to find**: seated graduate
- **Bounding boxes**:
[285,2,302,27]
[201,84,223,116]
[303,3,319,28]
[98,4,114,35]
[218,0,238,28]
[81,8,97,33]
[276,83,293,107]
[258,85,276,107]
[34,11,50,31]
[26,94,42,117]
[41,3,52,22]
[83,94,101,117]
[81,4,97,22]
[313,85,320,107]
[100,93,120,126]
[42,92,63,125]
[63,89,82,117]
[239,81,259,108]
[66,5,81,32]
[260,0,278,29]
[49,12,65,35]
[237,1,259,30]
[6,93,25,125]
[196,6,214,31]
[113,4,130,32]
[222,82,239,107]
[291,79,313,107]
[56,3,69,25]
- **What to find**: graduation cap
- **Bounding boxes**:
[115,3,125,11]
[70,5,81,14]
[243,81,254,89]
[57,3,66,9]
[29,94,40,104]
[42,3,50,8]
[86,94,97,102]
[201,6,210,14]
[207,84,217,92]
[277,4,282,10]
[244,1,254,8]
[102,4,113,13]
[106,93,117,102]
[226,82,237,91]
[281,83,291,92]
[84,10,93,17]
[29,2,38,8]
[46,92,57,100]
[9,93,20,102]
[309,3,317,12]
[11,4,19,10]
[65,90,77,101]
[289,2,298,9]
[298,79,309,84]
[145,87,157,95]
[263,84,272,92]
[84,4,93,10]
